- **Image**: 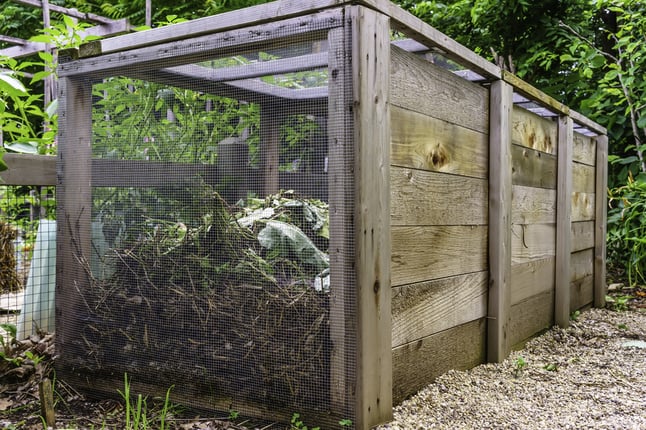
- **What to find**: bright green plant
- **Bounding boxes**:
[117,373,174,430]
[291,412,320,430]
[339,418,353,427]
[607,174,646,286]
[605,293,633,311]
[513,356,528,377]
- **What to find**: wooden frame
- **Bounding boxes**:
[49,1,609,429]
[487,80,513,362]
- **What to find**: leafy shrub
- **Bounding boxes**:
[607,174,646,286]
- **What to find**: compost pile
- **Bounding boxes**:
[76,186,331,408]
[0,222,21,293]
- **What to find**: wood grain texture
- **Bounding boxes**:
[509,290,554,348]
[390,106,488,178]
[510,257,555,304]
[571,248,594,282]
[391,225,488,287]
[511,144,557,189]
[390,45,489,133]
[573,133,596,166]
[512,185,556,225]
[572,162,595,193]
[571,192,595,222]
[570,275,594,312]
[511,223,555,264]
[350,7,392,427]
[392,318,486,404]
[555,115,573,327]
[0,154,56,186]
[326,25,353,415]
[392,271,488,348]
[512,106,557,154]
[390,166,487,226]
[571,221,594,252]
[594,135,608,307]
[55,77,93,365]
[488,79,513,363]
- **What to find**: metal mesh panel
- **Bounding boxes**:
[0,186,56,341]
[57,14,355,422]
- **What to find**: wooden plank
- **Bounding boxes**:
[390,106,488,179]
[60,10,343,78]
[511,185,556,225]
[572,162,595,193]
[511,144,557,189]
[55,77,93,366]
[571,248,594,282]
[326,25,353,417]
[509,290,554,349]
[79,0,351,56]
[511,223,555,264]
[569,109,606,136]
[0,154,56,185]
[392,271,488,348]
[488,79,513,363]
[503,71,569,119]
[392,318,486,404]
[13,0,124,25]
[390,166,487,226]
[512,106,557,154]
[392,225,488,287]
[555,115,573,328]
[350,7,392,428]
[571,221,594,252]
[573,132,596,166]
[594,134,608,307]
[368,0,501,79]
[510,257,555,304]
[570,275,594,312]
[390,45,489,133]
[571,191,595,222]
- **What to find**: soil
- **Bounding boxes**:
[1,284,645,430]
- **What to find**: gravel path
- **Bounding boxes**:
[379,308,646,430]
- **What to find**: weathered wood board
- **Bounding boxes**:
[510,290,554,348]
[572,162,595,193]
[570,275,594,312]
[392,318,486,404]
[571,221,594,252]
[511,223,555,264]
[512,185,556,225]
[390,45,489,133]
[390,106,488,178]
[571,192,595,222]
[510,257,555,305]
[511,144,557,189]
[391,226,487,286]
[390,167,487,226]
[571,248,594,283]
[573,133,596,166]
[512,106,557,154]
[391,271,488,348]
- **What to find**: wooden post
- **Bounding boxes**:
[56,76,93,359]
[349,6,392,428]
[594,134,608,307]
[555,115,573,327]
[260,102,283,196]
[327,25,352,418]
[487,80,512,363]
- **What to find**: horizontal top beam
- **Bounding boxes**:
[12,0,123,25]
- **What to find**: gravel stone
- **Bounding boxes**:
[379,308,646,430]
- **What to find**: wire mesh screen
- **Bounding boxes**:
[0,186,56,341]
[58,17,354,419]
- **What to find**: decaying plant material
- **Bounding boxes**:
[0,222,21,294]
[74,185,331,408]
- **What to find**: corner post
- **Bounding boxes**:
[487,80,513,362]
[349,6,392,428]
[555,115,573,327]
[594,134,608,307]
